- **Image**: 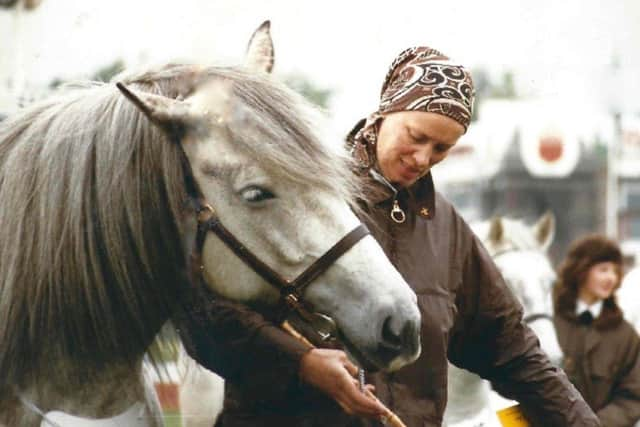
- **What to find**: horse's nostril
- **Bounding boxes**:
[378,315,420,365]
[381,316,404,350]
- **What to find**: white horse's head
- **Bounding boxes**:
[117,22,420,372]
[472,212,562,364]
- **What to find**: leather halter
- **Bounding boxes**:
[192,200,370,338]
[174,132,370,338]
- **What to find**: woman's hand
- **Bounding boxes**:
[299,348,387,418]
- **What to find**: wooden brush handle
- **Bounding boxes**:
[281,321,407,427]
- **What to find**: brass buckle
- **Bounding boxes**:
[197,203,216,223]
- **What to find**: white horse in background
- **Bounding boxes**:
[444,212,561,427]
[0,21,422,427]
[618,266,640,334]
[618,267,640,427]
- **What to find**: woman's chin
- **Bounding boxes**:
[392,174,419,188]
[597,289,614,300]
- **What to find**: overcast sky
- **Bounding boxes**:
[1,0,639,134]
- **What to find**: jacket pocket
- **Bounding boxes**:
[589,359,618,381]
[587,361,617,408]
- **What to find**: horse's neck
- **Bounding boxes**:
[5,358,153,427]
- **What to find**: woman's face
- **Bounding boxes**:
[579,261,620,303]
[375,111,464,188]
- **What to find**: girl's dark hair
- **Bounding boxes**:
[554,234,622,313]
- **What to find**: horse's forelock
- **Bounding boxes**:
[118,64,362,206]
[202,68,364,210]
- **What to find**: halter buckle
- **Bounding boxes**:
[307,312,338,341]
[283,292,301,310]
[197,203,216,223]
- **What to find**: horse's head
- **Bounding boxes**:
[473,212,562,363]
[116,22,420,372]
[482,212,556,313]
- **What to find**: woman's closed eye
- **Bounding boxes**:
[434,144,451,154]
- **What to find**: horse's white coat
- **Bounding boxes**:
[619,266,640,334]
[492,249,560,364]
[444,213,560,427]
[41,403,147,427]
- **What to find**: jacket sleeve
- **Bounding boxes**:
[172,283,312,401]
[447,222,601,427]
[596,331,640,427]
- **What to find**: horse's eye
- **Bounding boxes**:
[240,186,276,203]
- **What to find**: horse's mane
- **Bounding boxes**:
[0,63,361,386]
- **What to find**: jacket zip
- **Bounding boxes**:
[385,199,399,416]
[370,169,406,224]
[370,168,404,415]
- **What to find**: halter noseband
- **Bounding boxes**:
[192,200,370,340]
[175,128,370,340]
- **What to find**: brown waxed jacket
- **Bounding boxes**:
[554,296,640,427]
[175,171,600,427]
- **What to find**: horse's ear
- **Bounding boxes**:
[245,20,275,73]
[116,82,195,128]
[488,216,504,245]
[534,211,555,251]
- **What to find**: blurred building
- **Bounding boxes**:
[0,0,46,114]
[435,99,640,265]
[618,115,640,265]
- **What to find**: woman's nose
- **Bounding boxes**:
[413,146,432,168]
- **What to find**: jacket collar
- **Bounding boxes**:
[363,168,436,221]
[558,296,623,331]
[575,299,603,319]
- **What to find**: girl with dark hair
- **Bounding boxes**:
[554,234,640,426]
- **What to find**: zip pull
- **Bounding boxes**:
[390,199,406,223]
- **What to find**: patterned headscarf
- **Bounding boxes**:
[349,46,475,169]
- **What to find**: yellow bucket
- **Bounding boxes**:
[496,405,530,427]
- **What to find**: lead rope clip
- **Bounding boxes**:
[358,368,366,392]
[390,199,406,223]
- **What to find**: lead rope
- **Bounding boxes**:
[282,322,406,427]
[358,368,366,392]
[17,394,63,427]
[357,368,393,425]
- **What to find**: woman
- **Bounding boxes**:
[554,234,640,426]
[176,46,599,426]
